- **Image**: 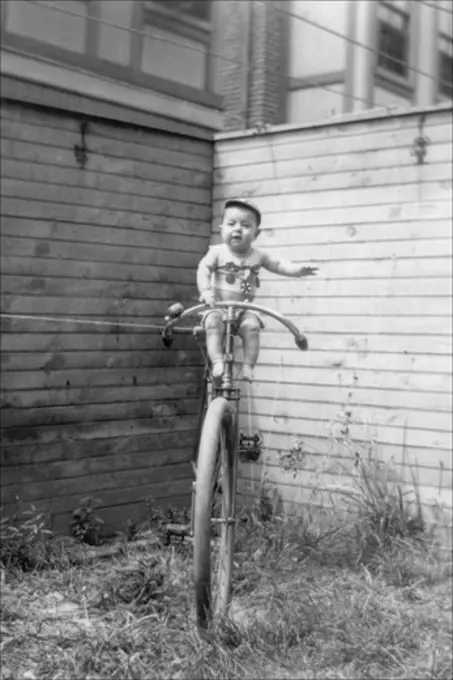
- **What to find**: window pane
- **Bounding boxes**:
[378,20,408,77]
[439,50,453,97]
[153,0,211,22]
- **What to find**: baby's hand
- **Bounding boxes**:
[200,290,216,306]
[298,266,318,277]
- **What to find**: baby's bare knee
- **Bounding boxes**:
[205,313,224,332]
[239,316,261,335]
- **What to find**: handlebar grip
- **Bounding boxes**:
[165,303,184,321]
[295,333,308,351]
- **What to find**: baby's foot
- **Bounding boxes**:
[211,360,225,379]
[242,365,254,382]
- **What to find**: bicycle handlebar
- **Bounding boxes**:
[162,301,308,351]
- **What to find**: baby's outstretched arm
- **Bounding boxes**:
[261,252,318,277]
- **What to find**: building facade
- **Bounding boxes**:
[220,0,453,130]
[0,0,224,135]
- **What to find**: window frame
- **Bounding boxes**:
[374,0,417,95]
[142,0,213,91]
[143,1,212,45]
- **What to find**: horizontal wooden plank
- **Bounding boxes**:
[1,138,211,189]
[257,276,452,298]
[0,414,199,446]
[248,381,452,413]
[257,219,452,247]
[1,393,200,429]
[2,293,450,323]
[262,330,452,355]
[214,162,452,200]
[237,479,453,513]
[214,142,452,184]
[213,182,451,216]
[1,360,203,388]
[2,158,212,206]
[257,293,452,317]
[2,235,202,268]
[215,109,451,154]
[243,410,452,450]
[0,102,213,158]
[266,314,452,336]
[1,274,196,302]
[240,396,452,433]
[1,216,209,250]
[239,467,452,509]
[258,238,453,262]
[49,493,191,534]
[2,378,202,409]
[3,290,450,320]
[0,119,213,172]
[0,332,198,354]
[239,455,452,494]
[0,478,192,518]
[240,432,452,472]
[1,329,450,357]
[0,295,201,320]
[214,121,452,167]
[1,462,193,505]
[284,256,453,279]
[1,195,209,230]
[2,447,192,487]
[213,200,452,227]
[2,179,211,222]
[251,364,452,393]
[242,444,452,480]
[0,254,196,284]
[257,348,453,374]
[1,427,196,465]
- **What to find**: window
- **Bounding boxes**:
[438,33,453,98]
[151,1,211,23]
[376,1,410,79]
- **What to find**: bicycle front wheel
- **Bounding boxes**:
[193,396,237,629]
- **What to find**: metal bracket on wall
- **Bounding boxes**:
[411,114,430,165]
[74,119,89,169]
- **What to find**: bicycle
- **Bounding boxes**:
[161,300,308,629]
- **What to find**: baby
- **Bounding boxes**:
[197,198,318,382]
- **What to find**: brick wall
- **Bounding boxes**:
[221,0,286,131]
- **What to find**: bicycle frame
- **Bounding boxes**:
[162,300,308,535]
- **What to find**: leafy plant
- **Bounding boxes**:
[70,497,105,546]
[0,502,53,571]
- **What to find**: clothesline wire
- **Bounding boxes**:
[0,312,193,334]
[26,0,449,127]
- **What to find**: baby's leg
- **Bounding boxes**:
[204,311,225,378]
[238,313,261,382]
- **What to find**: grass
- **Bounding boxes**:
[1,462,452,680]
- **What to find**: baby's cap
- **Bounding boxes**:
[224,198,262,227]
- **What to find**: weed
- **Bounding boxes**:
[0,502,53,571]
[70,497,105,546]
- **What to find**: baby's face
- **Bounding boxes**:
[221,207,259,254]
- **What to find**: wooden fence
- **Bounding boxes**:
[0,100,213,532]
[212,105,452,525]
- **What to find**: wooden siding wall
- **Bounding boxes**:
[0,101,213,532]
[212,107,452,524]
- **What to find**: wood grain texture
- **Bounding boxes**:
[0,101,211,530]
[213,107,453,519]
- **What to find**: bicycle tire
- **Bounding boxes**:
[193,396,236,629]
